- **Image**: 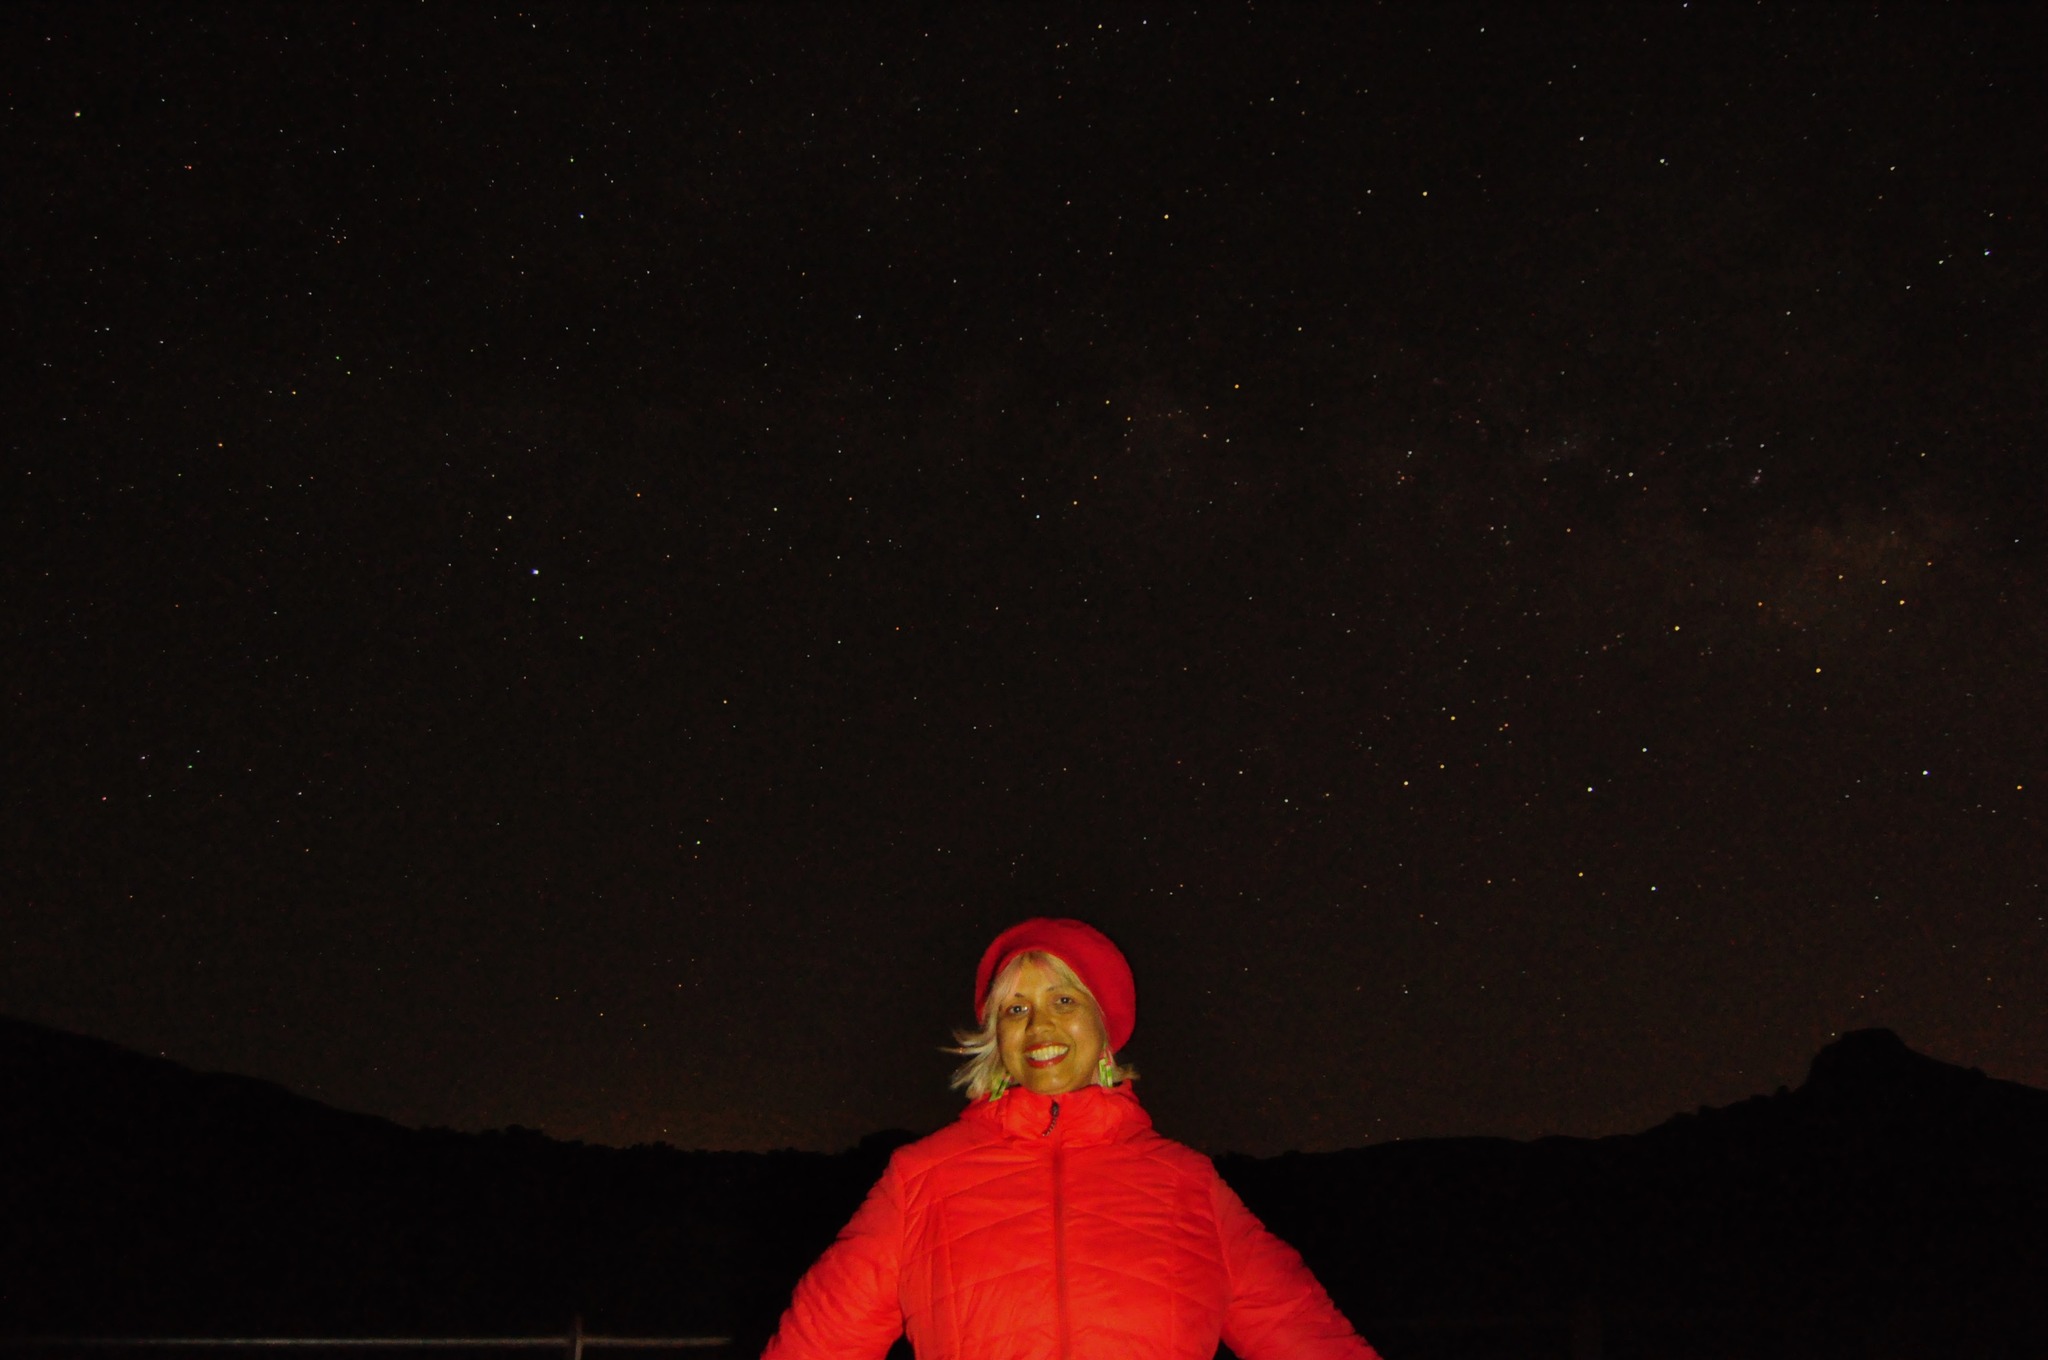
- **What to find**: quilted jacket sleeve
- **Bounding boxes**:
[759,1160,906,1360]
[1213,1173,1382,1360]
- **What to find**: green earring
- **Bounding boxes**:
[988,1069,1010,1100]
[1097,1053,1117,1087]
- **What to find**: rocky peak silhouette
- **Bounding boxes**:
[1790,1026,2046,1153]
[1805,1026,1968,1091]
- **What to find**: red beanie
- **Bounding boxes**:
[973,918,1136,1052]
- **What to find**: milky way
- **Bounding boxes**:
[4,4,2043,1155]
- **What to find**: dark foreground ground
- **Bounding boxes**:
[3,1018,2045,1359]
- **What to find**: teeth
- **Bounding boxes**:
[1027,1045,1070,1061]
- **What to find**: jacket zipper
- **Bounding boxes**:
[1047,1100,1070,1360]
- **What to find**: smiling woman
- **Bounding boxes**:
[993,953,1117,1091]
[948,938,1137,1100]
[761,918,1381,1360]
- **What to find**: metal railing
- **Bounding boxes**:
[0,1322,728,1360]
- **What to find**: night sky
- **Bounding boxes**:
[5,4,2044,1158]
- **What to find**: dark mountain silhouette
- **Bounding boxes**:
[0,1016,905,1344]
[1218,1027,2048,1359]
[4,1017,2044,1359]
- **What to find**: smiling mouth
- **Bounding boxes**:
[1025,1044,1070,1068]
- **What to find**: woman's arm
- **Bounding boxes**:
[760,1162,907,1360]
[1213,1174,1383,1360]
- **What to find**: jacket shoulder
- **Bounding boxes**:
[883,1108,1000,1181]
[1119,1123,1226,1186]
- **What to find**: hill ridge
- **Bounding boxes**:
[4,1014,2046,1355]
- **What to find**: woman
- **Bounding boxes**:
[762,918,1381,1360]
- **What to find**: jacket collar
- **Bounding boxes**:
[966,1081,1151,1145]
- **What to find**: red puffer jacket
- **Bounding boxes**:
[762,1083,1380,1360]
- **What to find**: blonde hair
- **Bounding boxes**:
[947,949,1138,1099]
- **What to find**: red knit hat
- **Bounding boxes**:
[973,918,1136,1052]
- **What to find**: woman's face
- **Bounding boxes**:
[996,956,1107,1096]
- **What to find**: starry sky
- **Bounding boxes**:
[4,3,2044,1157]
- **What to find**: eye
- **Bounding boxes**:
[1054,994,1077,1007]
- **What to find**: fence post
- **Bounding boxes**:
[1569,1295,1603,1360]
[570,1319,583,1360]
